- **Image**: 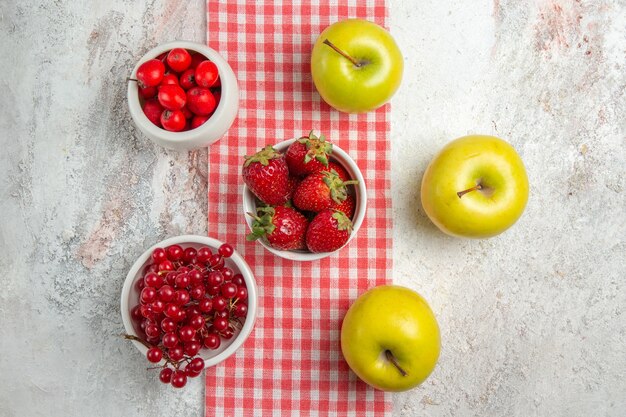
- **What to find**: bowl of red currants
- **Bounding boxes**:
[120,235,257,388]
[127,40,239,151]
[242,131,367,261]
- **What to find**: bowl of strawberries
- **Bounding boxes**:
[242,131,366,261]
[127,40,239,151]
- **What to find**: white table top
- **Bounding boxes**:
[1,0,624,416]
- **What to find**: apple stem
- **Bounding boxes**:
[323,39,362,68]
[385,350,408,377]
[457,184,483,199]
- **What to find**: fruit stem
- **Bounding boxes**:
[127,77,138,82]
[456,183,483,199]
[385,350,408,377]
[323,39,362,68]
[123,333,152,349]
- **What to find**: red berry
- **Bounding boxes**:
[158,285,175,302]
[188,357,205,373]
[320,161,351,182]
[198,298,213,313]
[160,109,186,131]
[166,48,192,72]
[131,305,142,321]
[182,247,197,263]
[184,341,202,357]
[166,244,183,261]
[171,370,187,388]
[181,105,193,119]
[236,285,248,300]
[159,260,174,272]
[145,323,160,339]
[162,332,178,349]
[196,246,212,262]
[140,287,157,304]
[232,274,244,286]
[247,206,308,251]
[142,99,164,127]
[174,273,190,289]
[293,170,356,213]
[212,296,228,312]
[203,332,221,349]
[178,325,196,343]
[234,303,248,318]
[159,367,173,384]
[305,209,353,253]
[168,346,184,362]
[195,60,219,87]
[285,131,333,176]
[136,59,165,87]
[150,299,165,314]
[189,314,205,329]
[190,53,207,69]
[179,68,196,89]
[152,248,167,263]
[164,304,181,320]
[242,146,291,206]
[221,282,238,299]
[158,85,186,110]
[186,87,216,116]
[190,115,210,129]
[146,347,163,363]
[160,73,179,86]
[222,267,234,281]
[188,269,203,286]
[139,85,157,99]
[213,316,229,332]
[174,289,190,305]
[209,253,224,270]
[161,317,176,333]
[218,243,234,258]
[207,271,224,287]
[190,285,205,300]
[331,194,356,219]
[144,272,163,289]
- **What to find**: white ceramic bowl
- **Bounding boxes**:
[120,235,257,369]
[242,139,367,261]
[127,41,239,151]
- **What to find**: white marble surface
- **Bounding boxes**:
[1,0,625,416]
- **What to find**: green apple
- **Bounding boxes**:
[310,19,403,113]
[340,285,440,392]
[421,135,529,238]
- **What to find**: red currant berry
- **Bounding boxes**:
[213,317,229,332]
[232,274,244,286]
[152,247,167,263]
[179,68,196,89]
[162,332,179,349]
[158,85,186,110]
[166,48,192,72]
[174,289,190,306]
[186,87,216,116]
[198,298,213,313]
[131,305,142,321]
[207,271,224,287]
[170,370,187,388]
[150,299,165,314]
[190,285,205,300]
[207,285,221,296]
[168,346,185,362]
[158,285,175,302]
[218,243,234,258]
[159,260,174,272]
[139,85,157,99]
[221,282,238,299]
[182,247,197,264]
[146,347,163,363]
[188,269,203,286]
[178,325,196,343]
[184,341,202,357]
[174,273,190,289]
[215,309,229,319]
[159,367,173,384]
[136,59,165,87]
[165,271,177,286]
[221,327,234,340]
[144,272,164,289]
[195,60,219,88]
[165,244,183,261]
[164,304,180,319]
[145,323,160,339]
[140,287,157,304]
[160,73,179,86]
[221,267,234,281]
[234,303,248,318]
[161,317,176,333]
[196,246,212,263]
[189,314,205,330]
[209,253,225,270]
[188,357,205,373]
[203,333,221,349]
[212,296,228,312]
[143,263,159,275]
[236,285,248,300]
[160,109,186,132]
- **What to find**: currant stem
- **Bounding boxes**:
[323,39,362,67]
[123,334,152,349]
[456,183,483,199]
[385,350,408,377]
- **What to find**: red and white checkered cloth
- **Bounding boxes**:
[206,1,392,415]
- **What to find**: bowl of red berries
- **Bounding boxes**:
[127,40,239,151]
[242,131,367,261]
[120,235,257,388]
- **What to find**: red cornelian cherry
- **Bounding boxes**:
[136,59,165,87]
[186,87,216,116]
[179,68,196,90]
[160,73,179,86]
[167,48,192,72]
[195,60,219,88]
[158,85,186,110]
[190,53,207,69]
[160,109,186,132]
[139,85,157,99]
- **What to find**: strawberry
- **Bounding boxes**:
[285,131,333,176]
[331,194,355,219]
[319,161,350,182]
[286,176,300,201]
[242,146,291,206]
[305,209,353,253]
[246,206,308,250]
[293,170,358,212]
